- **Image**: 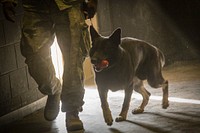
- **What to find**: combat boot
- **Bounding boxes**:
[44,80,61,121]
[44,92,61,121]
[66,111,84,131]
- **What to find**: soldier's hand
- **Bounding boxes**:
[86,0,97,19]
[2,2,16,22]
[82,0,98,19]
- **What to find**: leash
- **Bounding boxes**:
[89,18,93,26]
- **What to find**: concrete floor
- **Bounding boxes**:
[1,60,200,133]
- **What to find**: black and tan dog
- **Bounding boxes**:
[89,26,169,126]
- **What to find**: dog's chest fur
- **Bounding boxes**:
[95,49,134,91]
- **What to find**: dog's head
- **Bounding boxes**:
[89,26,122,72]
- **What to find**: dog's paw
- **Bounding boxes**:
[132,108,144,114]
[106,120,113,126]
[115,116,126,122]
[162,102,169,109]
[105,116,113,126]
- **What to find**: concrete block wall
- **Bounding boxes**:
[0,1,44,120]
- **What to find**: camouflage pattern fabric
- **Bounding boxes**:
[61,4,90,112]
[18,0,90,112]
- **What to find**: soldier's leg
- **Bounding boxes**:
[20,10,61,121]
[55,4,90,131]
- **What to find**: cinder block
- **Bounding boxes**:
[15,44,26,68]
[21,89,38,106]
[10,96,21,111]
[3,16,21,45]
[0,96,46,123]
[0,74,11,102]
[0,45,17,75]
[10,68,28,98]
[0,96,21,116]
[0,21,5,46]
[0,100,10,116]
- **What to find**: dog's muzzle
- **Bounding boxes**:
[91,58,109,72]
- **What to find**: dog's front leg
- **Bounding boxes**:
[98,88,113,126]
[116,86,133,122]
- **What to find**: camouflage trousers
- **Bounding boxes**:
[20,2,90,112]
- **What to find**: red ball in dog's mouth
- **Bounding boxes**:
[100,60,109,67]
[94,59,109,72]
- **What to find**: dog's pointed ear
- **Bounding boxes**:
[90,25,100,42]
[109,28,121,45]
